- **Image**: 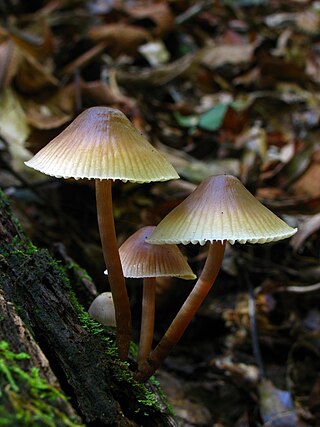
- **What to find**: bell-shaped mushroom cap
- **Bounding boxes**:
[88,292,116,327]
[117,226,196,279]
[147,175,297,246]
[25,107,179,183]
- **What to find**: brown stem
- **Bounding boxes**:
[134,240,226,382]
[95,179,131,360]
[138,278,156,369]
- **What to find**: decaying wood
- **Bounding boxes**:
[0,190,177,427]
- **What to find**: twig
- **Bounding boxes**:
[247,272,265,378]
[276,283,320,293]
[236,260,265,378]
[74,68,82,114]
[175,0,212,25]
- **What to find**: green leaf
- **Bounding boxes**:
[198,104,229,131]
[174,111,199,128]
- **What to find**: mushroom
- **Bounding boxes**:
[88,292,116,327]
[25,106,179,360]
[109,226,196,369]
[134,174,297,381]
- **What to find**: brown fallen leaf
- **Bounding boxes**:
[88,23,150,57]
[49,83,77,114]
[15,51,59,93]
[62,41,108,75]
[157,142,240,183]
[291,149,320,198]
[200,43,256,70]
[80,80,135,109]
[259,56,309,88]
[0,88,32,171]
[290,213,320,252]
[256,189,320,215]
[25,101,73,130]
[8,23,55,62]
[121,2,175,37]
[116,52,199,87]
[0,39,21,90]
[296,9,320,35]
[213,356,260,388]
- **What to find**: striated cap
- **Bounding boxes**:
[147,175,297,245]
[25,106,179,183]
[115,226,196,279]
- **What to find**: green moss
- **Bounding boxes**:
[0,188,173,421]
[63,261,92,284]
[0,341,83,427]
[66,281,173,417]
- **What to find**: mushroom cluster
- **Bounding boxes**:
[25,106,297,384]
[25,106,179,360]
[134,174,297,382]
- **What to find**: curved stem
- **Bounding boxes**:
[134,240,226,382]
[95,179,131,360]
[138,278,156,369]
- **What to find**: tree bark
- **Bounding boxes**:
[0,190,177,427]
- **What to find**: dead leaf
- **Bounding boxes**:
[15,51,59,93]
[121,2,175,37]
[157,142,240,183]
[200,43,256,69]
[0,88,31,170]
[63,41,108,75]
[0,40,21,90]
[138,40,170,66]
[290,213,320,252]
[291,148,320,198]
[258,379,307,427]
[306,55,320,84]
[88,23,150,57]
[116,52,199,87]
[214,355,259,387]
[296,10,320,35]
[80,80,135,108]
[25,101,73,130]
[259,56,308,88]
[8,23,55,61]
[49,83,77,114]
[239,124,267,185]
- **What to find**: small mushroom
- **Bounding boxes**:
[25,106,179,360]
[134,174,297,381]
[110,226,195,369]
[88,292,116,327]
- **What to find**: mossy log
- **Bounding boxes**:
[0,190,177,427]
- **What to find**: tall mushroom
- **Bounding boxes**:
[134,174,297,381]
[25,106,179,360]
[112,226,196,369]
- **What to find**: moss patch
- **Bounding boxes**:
[0,341,83,427]
[0,189,174,425]
[67,282,173,418]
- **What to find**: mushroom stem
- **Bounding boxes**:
[138,278,156,370]
[134,240,226,382]
[95,179,131,360]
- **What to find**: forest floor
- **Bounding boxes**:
[1,0,320,426]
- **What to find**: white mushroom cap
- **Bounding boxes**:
[25,107,179,183]
[147,175,297,245]
[108,226,196,279]
[88,292,116,327]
